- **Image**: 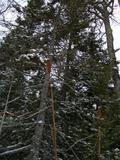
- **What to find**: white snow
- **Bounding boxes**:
[38,120,43,124]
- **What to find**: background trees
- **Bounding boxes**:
[0,0,120,160]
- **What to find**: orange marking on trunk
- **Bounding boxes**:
[46,59,52,76]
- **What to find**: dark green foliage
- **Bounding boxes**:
[0,0,120,160]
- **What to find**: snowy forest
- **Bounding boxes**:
[0,0,120,160]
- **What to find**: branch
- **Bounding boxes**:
[88,8,103,20]
[0,80,13,135]
[58,131,80,160]
[25,107,49,120]
[0,145,31,156]
[67,134,96,151]
[2,122,38,129]
[1,96,20,106]
[0,3,11,15]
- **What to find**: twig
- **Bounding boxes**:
[0,145,31,156]
[1,96,20,106]
[67,134,96,151]
[0,81,13,135]
[59,131,80,160]
[0,2,12,15]
[2,121,42,129]
[25,107,49,120]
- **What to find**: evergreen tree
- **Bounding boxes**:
[0,0,120,160]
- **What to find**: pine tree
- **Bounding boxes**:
[0,0,120,160]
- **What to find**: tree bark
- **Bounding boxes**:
[26,70,49,160]
[61,38,73,101]
[103,9,120,95]
[92,0,120,95]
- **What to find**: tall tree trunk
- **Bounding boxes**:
[26,70,49,160]
[61,52,70,101]
[118,0,120,6]
[103,11,115,61]
[61,38,72,101]
[103,10,120,95]
[92,0,120,95]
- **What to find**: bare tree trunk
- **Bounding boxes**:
[103,12,115,61]
[103,10,120,95]
[61,38,72,101]
[92,0,120,95]
[61,52,70,101]
[118,0,120,6]
[26,70,49,160]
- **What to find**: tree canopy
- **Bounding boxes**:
[0,0,120,160]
